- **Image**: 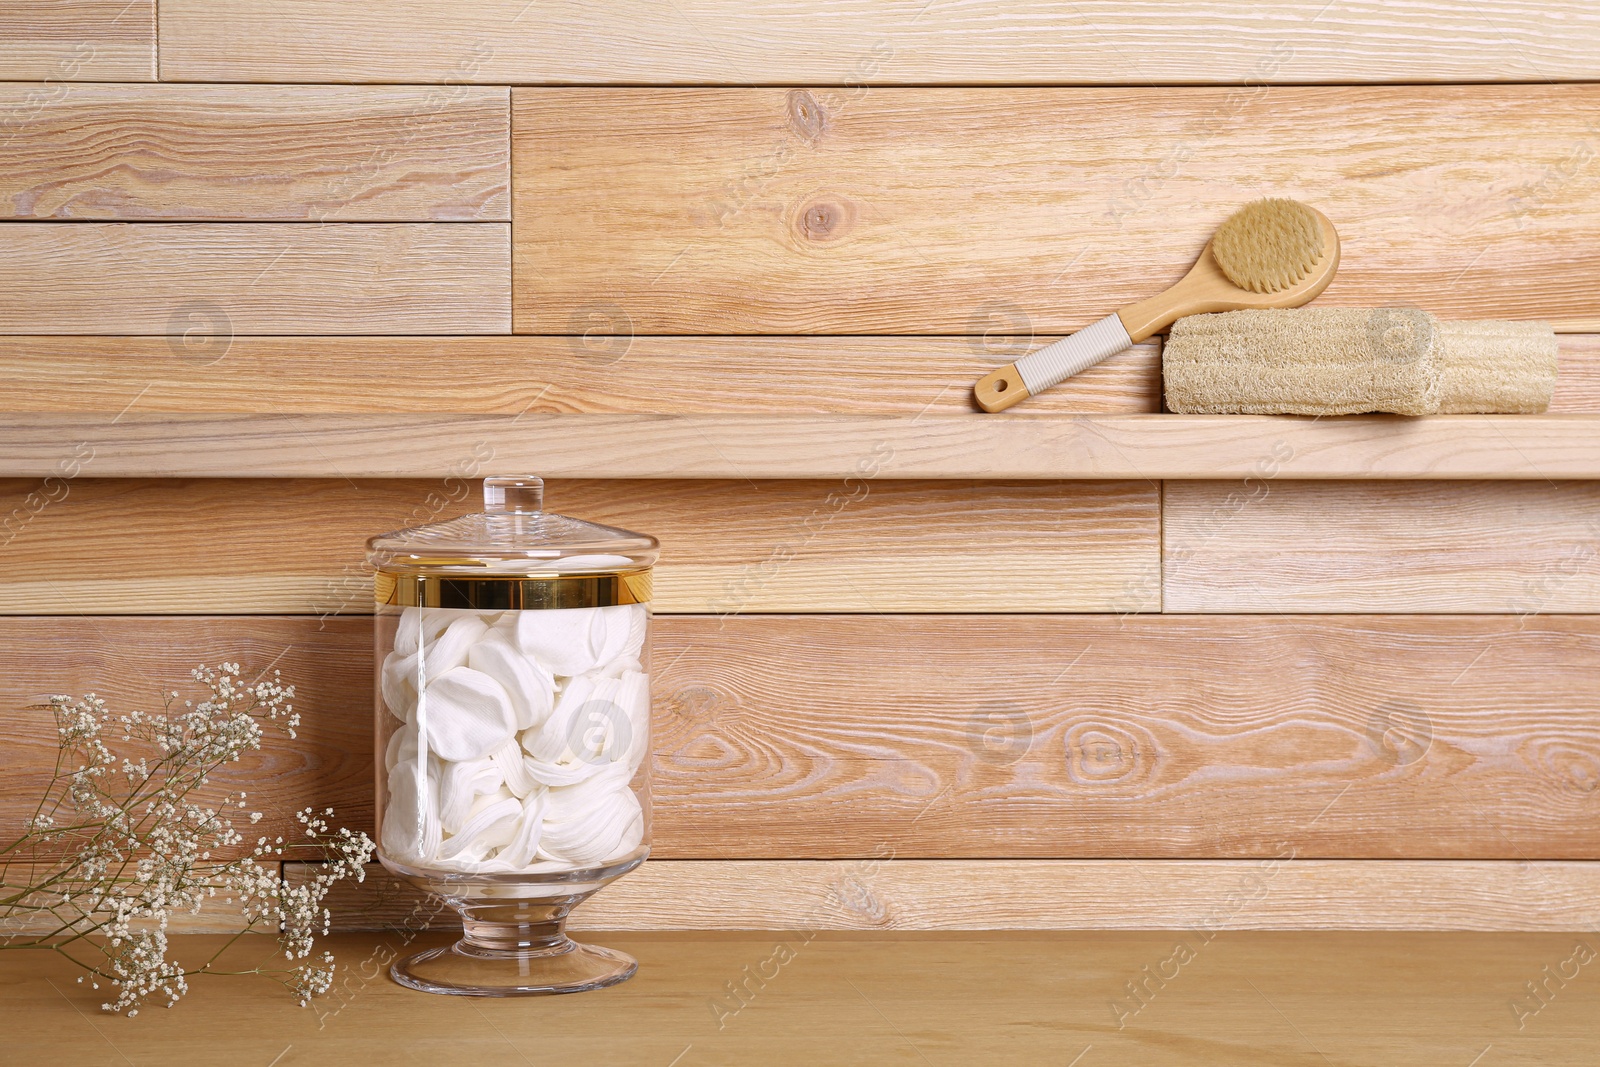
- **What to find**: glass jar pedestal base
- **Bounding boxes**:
[391,902,636,997]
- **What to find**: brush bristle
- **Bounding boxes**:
[1210,198,1324,294]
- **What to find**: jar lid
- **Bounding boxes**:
[368,476,658,609]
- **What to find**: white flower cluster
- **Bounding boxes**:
[381,604,649,873]
[1,663,374,1014]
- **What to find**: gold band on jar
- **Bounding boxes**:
[375,569,652,610]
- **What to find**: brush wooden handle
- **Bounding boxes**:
[975,208,1341,413]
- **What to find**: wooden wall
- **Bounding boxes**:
[3,1,1599,931]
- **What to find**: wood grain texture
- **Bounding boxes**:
[297,859,1600,932]
[0,413,1594,479]
[5,334,1597,418]
[10,931,1600,1066]
[1551,334,1600,413]
[13,855,1597,933]
[514,86,1600,333]
[0,85,510,220]
[0,224,510,334]
[0,478,1159,615]
[0,618,369,865]
[1165,481,1600,613]
[0,336,1161,415]
[0,2,153,82]
[4,615,1598,860]
[156,1,1600,84]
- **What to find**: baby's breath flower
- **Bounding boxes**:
[1,663,374,1015]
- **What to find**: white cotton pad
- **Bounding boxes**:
[381,649,419,722]
[525,669,648,770]
[594,604,644,664]
[613,669,651,773]
[382,758,441,864]
[438,757,506,835]
[422,613,490,679]
[396,607,459,659]
[393,608,421,658]
[436,790,521,863]
[539,769,643,868]
[546,554,637,572]
[521,672,596,765]
[511,607,606,677]
[491,737,539,798]
[384,720,418,773]
[520,753,602,787]
[495,789,549,869]
[521,672,629,772]
[468,630,556,731]
[423,666,518,763]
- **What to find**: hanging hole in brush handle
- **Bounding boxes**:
[974,313,1134,412]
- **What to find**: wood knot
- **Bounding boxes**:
[795,197,854,242]
[665,684,736,724]
[1064,720,1159,788]
[786,89,829,142]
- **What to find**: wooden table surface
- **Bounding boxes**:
[5,930,1597,1065]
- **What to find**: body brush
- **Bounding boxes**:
[974,198,1341,412]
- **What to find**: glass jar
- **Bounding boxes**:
[369,475,657,996]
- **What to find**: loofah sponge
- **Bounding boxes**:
[1435,319,1558,413]
[1210,198,1325,294]
[1163,308,1556,416]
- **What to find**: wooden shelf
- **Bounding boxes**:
[313,859,1600,934]
[5,413,1598,479]
[7,930,1599,1064]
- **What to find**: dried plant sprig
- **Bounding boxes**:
[0,663,374,1014]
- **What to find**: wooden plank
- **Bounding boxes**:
[1165,481,1600,613]
[0,336,1162,415]
[0,85,510,220]
[1551,334,1600,413]
[0,619,371,866]
[513,86,1600,333]
[295,859,1600,933]
[0,478,1159,615]
[5,333,1596,417]
[0,224,510,334]
[26,854,1582,934]
[0,413,1595,480]
[4,615,1598,860]
[0,2,153,82]
[156,1,1600,84]
[8,931,1600,1066]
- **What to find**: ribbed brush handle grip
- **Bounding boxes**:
[973,313,1134,412]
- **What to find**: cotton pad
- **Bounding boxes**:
[394,606,462,658]
[382,758,441,864]
[384,719,418,772]
[381,649,418,722]
[496,790,549,869]
[423,613,490,679]
[540,769,643,868]
[545,554,636,572]
[438,757,506,835]
[468,629,556,730]
[595,604,646,664]
[436,789,522,864]
[523,670,642,771]
[511,607,609,676]
[393,608,421,658]
[491,737,539,798]
[424,666,518,763]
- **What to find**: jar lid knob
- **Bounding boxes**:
[483,476,544,513]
